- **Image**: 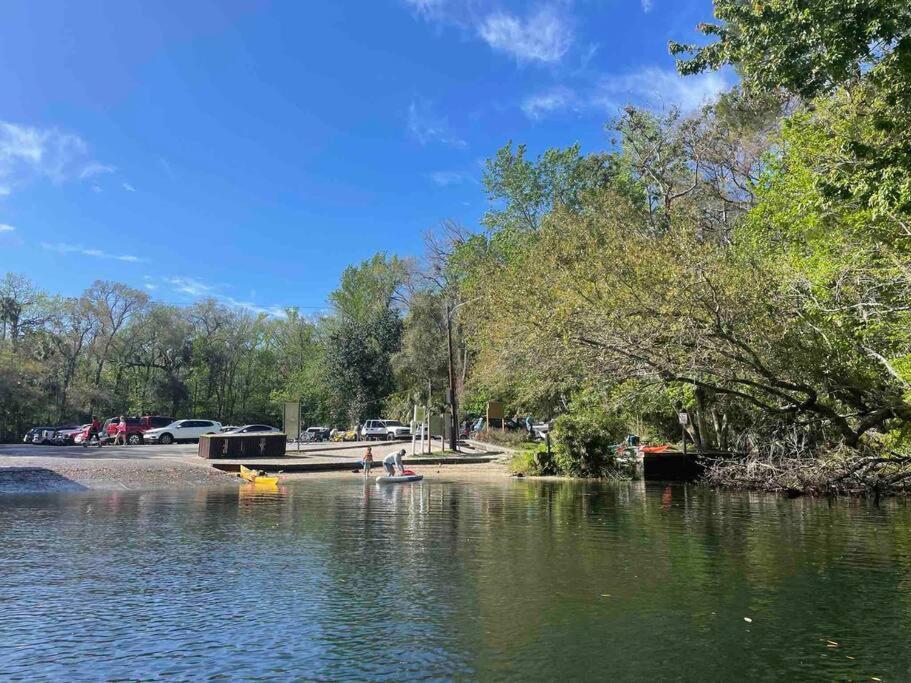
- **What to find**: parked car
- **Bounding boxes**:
[223,424,280,434]
[142,419,222,444]
[301,426,331,442]
[101,417,145,445]
[362,419,411,441]
[52,425,86,445]
[220,425,239,433]
[139,415,176,431]
[23,427,53,444]
[34,425,75,444]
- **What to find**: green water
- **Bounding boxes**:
[2,477,910,681]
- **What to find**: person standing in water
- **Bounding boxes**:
[382,448,406,476]
[362,446,374,478]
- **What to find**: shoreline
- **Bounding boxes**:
[0,442,512,495]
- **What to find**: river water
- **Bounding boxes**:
[2,477,910,681]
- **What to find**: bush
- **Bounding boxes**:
[551,392,628,477]
[508,444,559,476]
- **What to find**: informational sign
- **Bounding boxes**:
[283,401,301,451]
[487,400,504,430]
[678,412,689,426]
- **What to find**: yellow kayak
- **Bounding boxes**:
[239,464,280,486]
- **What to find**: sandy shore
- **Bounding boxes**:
[280,461,510,482]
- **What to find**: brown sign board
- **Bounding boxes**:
[487,401,504,420]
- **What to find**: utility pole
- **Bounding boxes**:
[446,300,458,452]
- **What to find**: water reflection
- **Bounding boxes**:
[0,479,909,680]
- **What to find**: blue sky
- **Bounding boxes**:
[0,0,724,315]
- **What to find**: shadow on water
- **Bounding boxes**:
[0,467,87,493]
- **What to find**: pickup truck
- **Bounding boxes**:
[362,419,411,441]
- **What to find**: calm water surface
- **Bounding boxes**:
[2,477,911,681]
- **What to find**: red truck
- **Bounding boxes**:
[101,416,175,444]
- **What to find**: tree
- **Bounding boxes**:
[324,310,403,425]
[669,0,911,98]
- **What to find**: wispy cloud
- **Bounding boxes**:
[165,276,215,297]
[407,99,467,147]
[404,1,574,66]
[641,0,654,11]
[0,223,15,233]
[403,0,446,19]
[79,162,116,179]
[0,121,117,195]
[521,87,578,120]
[122,182,136,192]
[478,7,573,64]
[162,275,287,318]
[428,170,470,186]
[159,157,175,179]
[521,67,732,121]
[593,67,730,113]
[41,241,144,263]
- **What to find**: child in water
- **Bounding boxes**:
[362,446,373,478]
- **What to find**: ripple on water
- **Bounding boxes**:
[1,480,910,681]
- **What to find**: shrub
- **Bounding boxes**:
[551,392,628,477]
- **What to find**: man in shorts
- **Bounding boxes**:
[382,448,406,476]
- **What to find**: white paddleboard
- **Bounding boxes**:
[375,474,424,484]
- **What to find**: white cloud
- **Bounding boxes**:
[0,122,87,186]
[521,67,731,121]
[0,121,118,194]
[593,67,730,113]
[428,170,469,186]
[641,0,654,11]
[41,241,144,263]
[403,0,445,18]
[0,223,14,233]
[478,7,573,64]
[407,100,467,147]
[521,87,578,120]
[144,283,158,290]
[163,275,286,318]
[165,276,215,297]
[122,182,136,192]
[79,162,116,179]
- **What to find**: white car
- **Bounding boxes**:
[143,419,222,445]
[362,419,411,441]
[223,424,280,434]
